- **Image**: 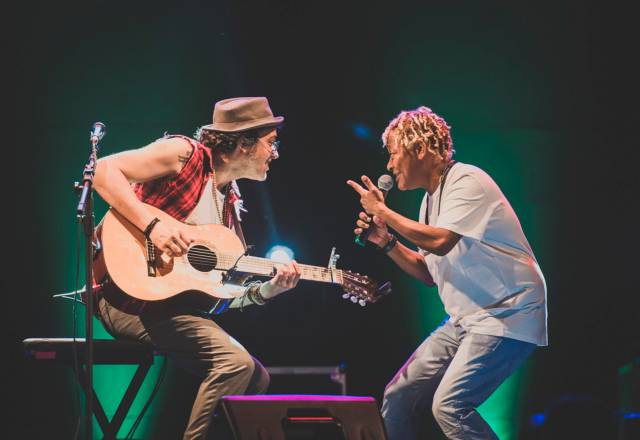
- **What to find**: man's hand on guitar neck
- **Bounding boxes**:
[149,220,193,257]
[259,261,302,300]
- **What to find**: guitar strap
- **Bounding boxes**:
[424,160,457,225]
[231,211,247,250]
[223,184,247,250]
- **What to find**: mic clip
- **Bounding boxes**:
[221,245,253,284]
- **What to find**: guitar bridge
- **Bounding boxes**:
[145,238,156,277]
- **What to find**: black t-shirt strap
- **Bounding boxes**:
[437,160,457,216]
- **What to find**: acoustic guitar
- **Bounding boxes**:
[94,204,390,313]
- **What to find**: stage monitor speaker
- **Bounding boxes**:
[221,394,387,440]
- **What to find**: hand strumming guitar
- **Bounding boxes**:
[148,221,193,257]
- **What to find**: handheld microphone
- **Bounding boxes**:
[89,122,106,146]
[355,174,394,247]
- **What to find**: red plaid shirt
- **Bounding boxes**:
[133,135,215,222]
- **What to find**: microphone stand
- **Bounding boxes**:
[75,128,102,440]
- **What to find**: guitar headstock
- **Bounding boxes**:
[339,270,392,306]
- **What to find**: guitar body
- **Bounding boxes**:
[99,204,246,305]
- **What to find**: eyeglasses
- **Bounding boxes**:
[261,138,280,159]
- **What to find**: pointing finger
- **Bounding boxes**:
[346,180,367,196]
[361,175,377,191]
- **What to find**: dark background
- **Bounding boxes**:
[6,1,639,439]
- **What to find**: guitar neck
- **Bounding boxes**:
[222,255,343,285]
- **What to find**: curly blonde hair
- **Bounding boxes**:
[381,106,454,160]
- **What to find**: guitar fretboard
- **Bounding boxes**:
[218,255,342,284]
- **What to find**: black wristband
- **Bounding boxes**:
[380,234,398,253]
[143,217,161,238]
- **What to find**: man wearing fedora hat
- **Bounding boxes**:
[92,97,301,439]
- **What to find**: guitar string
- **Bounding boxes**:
[174,253,338,276]
[181,251,337,274]
[183,261,337,280]
[184,249,331,271]
[160,246,368,284]
[184,254,334,272]
[168,257,370,295]
[179,251,359,281]
[181,248,333,271]
[184,248,303,264]
[171,247,359,276]
[183,255,356,281]
[182,248,321,266]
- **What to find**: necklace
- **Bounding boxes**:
[425,160,457,225]
[436,160,456,215]
[211,167,224,225]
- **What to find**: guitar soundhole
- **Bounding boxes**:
[187,245,217,272]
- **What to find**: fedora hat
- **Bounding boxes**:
[202,97,284,133]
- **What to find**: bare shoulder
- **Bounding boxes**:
[140,136,195,172]
[143,136,194,160]
[103,136,197,182]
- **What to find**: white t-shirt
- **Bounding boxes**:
[418,163,548,346]
[185,177,226,226]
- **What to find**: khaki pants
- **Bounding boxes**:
[96,296,270,439]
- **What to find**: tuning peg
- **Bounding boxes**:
[342,293,350,299]
[358,299,367,307]
[350,296,358,303]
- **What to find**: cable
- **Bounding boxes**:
[125,354,169,439]
[72,219,83,440]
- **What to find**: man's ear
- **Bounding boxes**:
[236,136,251,155]
[216,151,230,164]
[415,141,427,160]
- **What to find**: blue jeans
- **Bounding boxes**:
[381,319,535,440]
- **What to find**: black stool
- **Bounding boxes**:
[23,337,156,440]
